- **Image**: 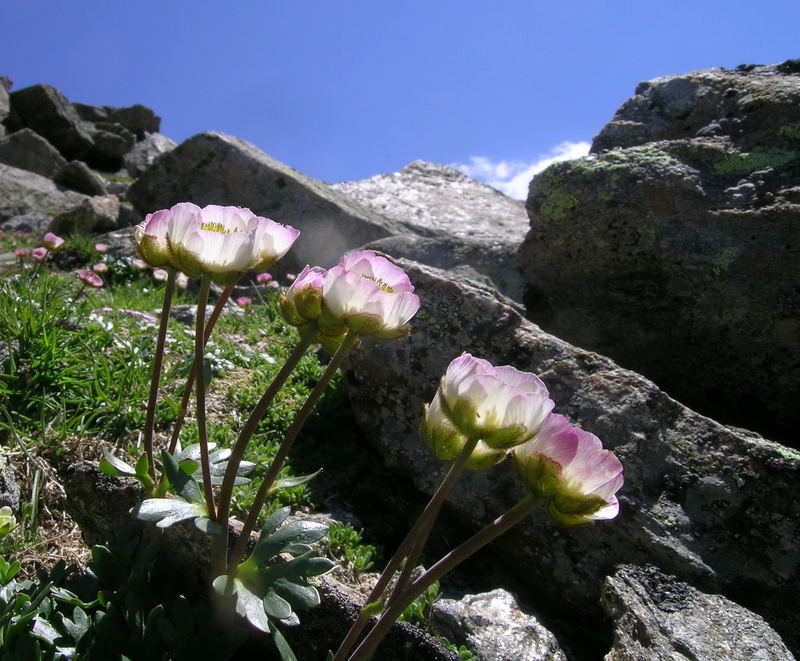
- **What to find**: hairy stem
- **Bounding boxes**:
[194,275,216,520]
[167,282,234,454]
[212,328,315,574]
[332,435,480,661]
[348,494,542,661]
[143,267,176,480]
[227,329,358,571]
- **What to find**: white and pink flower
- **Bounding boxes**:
[321,251,420,340]
[42,232,64,251]
[514,413,623,524]
[78,269,104,289]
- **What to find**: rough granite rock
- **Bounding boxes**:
[344,258,800,655]
[432,589,567,661]
[9,84,94,159]
[55,160,108,195]
[332,160,528,244]
[0,162,86,221]
[0,128,68,178]
[334,161,529,300]
[0,77,10,131]
[126,131,403,272]
[602,565,793,660]
[84,121,136,170]
[49,194,120,235]
[123,131,176,177]
[0,452,20,513]
[517,60,800,444]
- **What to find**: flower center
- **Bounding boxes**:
[362,274,394,293]
[200,222,239,234]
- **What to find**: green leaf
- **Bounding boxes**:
[268,619,298,661]
[195,517,222,535]
[178,459,199,475]
[212,576,270,633]
[262,589,292,620]
[134,453,150,478]
[161,450,204,505]
[99,449,136,477]
[131,498,206,528]
[249,521,328,566]
[261,507,291,537]
[270,469,322,492]
[273,578,320,610]
[259,552,334,583]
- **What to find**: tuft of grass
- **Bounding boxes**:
[327,522,378,574]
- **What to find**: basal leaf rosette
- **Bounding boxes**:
[280,265,348,353]
[514,413,623,525]
[321,251,420,341]
[436,353,555,450]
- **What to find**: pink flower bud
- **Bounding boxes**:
[256,272,273,284]
[78,269,104,288]
[31,247,49,261]
[235,296,253,308]
[94,243,109,253]
[42,232,64,251]
[93,263,108,273]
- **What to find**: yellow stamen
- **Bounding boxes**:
[200,222,239,234]
[361,274,394,293]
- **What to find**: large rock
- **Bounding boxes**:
[432,589,566,661]
[84,121,136,170]
[55,160,108,195]
[49,194,120,235]
[9,84,94,159]
[123,131,176,177]
[344,258,800,655]
[126,131,403,271]
[0,162,86,221]
[0,128,67,178]
[517,60,800,444]
[602,565,793,660]
[334,161,528,300]
[0,77,10,136]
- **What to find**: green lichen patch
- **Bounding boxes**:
[712,148,797,175]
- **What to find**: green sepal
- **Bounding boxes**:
[279,293,305,327]
[514,451,563,498]
[548,492,608,525]
[481,423,527,449]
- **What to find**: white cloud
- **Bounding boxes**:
[452,141,591,200]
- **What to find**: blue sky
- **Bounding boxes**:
[3,1,799,198]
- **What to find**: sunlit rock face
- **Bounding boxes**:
[344,258,800,655]
[518,60,800,445]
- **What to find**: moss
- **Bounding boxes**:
[571,144,684,176]
[778,123,800,142]
[712,148,796,175]
[712,247,742,276]
[531,167,580,222]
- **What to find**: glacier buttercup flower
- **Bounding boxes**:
[427,353,555,450]
[514,413,623,525]
[322,251,420,340]
[42,232,64,251]
[31,247,48,262]
[281,265,348,353]
[134,206,176,267]
[78,269,104,288]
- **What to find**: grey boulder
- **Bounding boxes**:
[9,84,94,160]
[55,160,108,195]
[518,60,800,444]
[0,128,67,178]
[126,131,403,271]
[49,194,120,235]
[602,565,794,660]
[432,589,567,661]
[0,162,86,221]
[123,131,176,177]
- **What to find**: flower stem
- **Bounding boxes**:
[347,493,542,661]
[143,267,176,480]
[227,329,359,571]
[332,435,480,661]
[212,327,315,574]
[194,275,216,520]
[167,282,234,454]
